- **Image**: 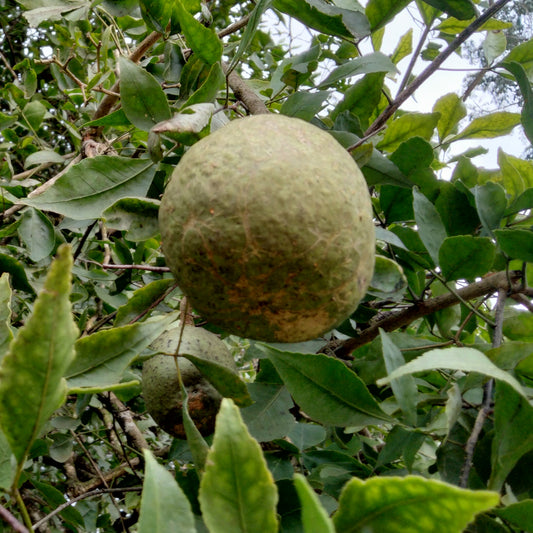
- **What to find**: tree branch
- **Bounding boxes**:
[222,61,270,115]
[365,0,513,136]
[0,504,29,533]
[331,270,524,359]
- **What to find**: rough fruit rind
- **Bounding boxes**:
[142,323,236,439]
[159,114,375,342]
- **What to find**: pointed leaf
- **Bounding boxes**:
[0,253,35,293]
[366,0,410,32]
[66,314,176,389]
[368,256,407,300]
[439,236,496,280]
[280,90,330,121]
[199,399,279,533]
[102,197,160,242]
[489,382,533,491]
[450,112,520,142]
[391,28,413,65]
[184,61,225,107]
[421,0,476,20]
[380,330,417,426]
[23,156,156,219]
[180,352,253,407]
[262,344,392,426]
[494,229,533,263]
[333,476,499,533]
[433,92,466,141]
[413,187,447,265]
[0,245,78,463]
[293,473,335,533]
[318,52,397,88]
[0,274,13,363]
[505,37,533,73]
[119,57,172,131]
[18,207,55,262]
[493,501,533,531]
[377,113,440,153]
[138,450,197,533]
[273,0,370,39]
[240,383,296,442]
[174,0,222,65]
[474,181,507,234]
[377,347,527,399]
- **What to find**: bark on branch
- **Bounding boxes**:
[331,270,525,359]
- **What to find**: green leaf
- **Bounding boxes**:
[483,29,506,65]
[240,383,296,442]
[280,90,331,121]
[0,428,15,490]
[23,156,156,220]
[474,181,507,234]
[498,149,533,198]
[433,92,467,141]
[293,473,335,533]
[377,347,527,399]
[450,112,521,142]
[0,274,13,364]
[333,476,499,533]
[66,314,176,389]
[489,382,533,491]
[174,0,222,65]
[318,52,397,88]
[366,0,411,32]
[0,253,35,293]
[273,0,370,39]
[502,309,533,342]
[380,330,417,426]
[368,256,407,300]
[22,100,46,130]
[439,236,496,280]
[505,37,533,74]
[413,187,447,266]
[32,479,84,528]
[199,399,279,533]
[228,0,273,72]
[18,207,55,262]
[391,28,413,65]
[0,245,78,464]
[493,501,533,531]
[262,344,392,427]
[102,197,160,242]
[437,16,512,35]
[494,228,533,263]
[115,279,176,326]
[421,0,476,20]
[119,57,172,131]
[377,113,440,153]
[138,450,197,533]
[184,61,225,107]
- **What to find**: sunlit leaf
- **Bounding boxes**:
[433,92,467,141]
[199,399,279,533]
[377,113,440,153]
[294,473,335,533]
[0,245,78,463]
[366,0,410,32]
[450,112,521,142]
[421,0,476,20]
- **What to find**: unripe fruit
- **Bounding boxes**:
[159,114,375,342]
[142,324,236,439]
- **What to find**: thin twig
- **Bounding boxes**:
[365,0,513,136]
[82,259,171,272]
[218,13,252,39]
[0,504,29,533]
[459,287,507,487]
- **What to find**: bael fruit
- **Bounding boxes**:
[142,323,236,439]
[159,113,375,342]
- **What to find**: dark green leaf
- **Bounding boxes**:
[102,197,160,242]
[32,479,84,528]
[333,476,498,533]
[138,450,197,533]
[199,399,279,533]
[493,501,533,531]
[489,382,533,490]
[280,90,330,121]
[185,62,225,107]
[273,0,370,39]
[366,0,411,32]
[240,383,296,442]
[24,156,156,219]
[439,236,496,280]
[494,228,533,262]
[369,256,407,300]
[502,309,533,342]
[413,187,447,265]
[421,0,476,20]
[119,57,172,131]
[262,344,393,426]
[18,207,55,262]
[475,181,507,234]
[0,253,35,293]
[0,245,77,463]
[318,52,397,88]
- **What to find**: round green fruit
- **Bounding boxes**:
[142,323,236,439]
[159,114,375,342]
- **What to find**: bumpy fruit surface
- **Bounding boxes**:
[159,114,375,342]
[142,323,236,439]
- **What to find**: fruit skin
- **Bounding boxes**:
[142,323,236,439]
[159,113,375,343]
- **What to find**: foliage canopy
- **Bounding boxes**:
[0,0,533,532]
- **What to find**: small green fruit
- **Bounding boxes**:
[159,114,375,342]
[142,324,235,439]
